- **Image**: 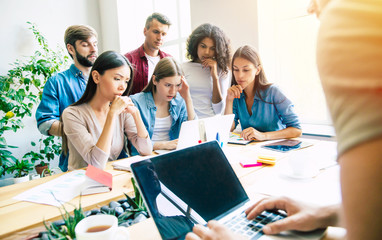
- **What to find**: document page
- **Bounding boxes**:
[14,170,88,206]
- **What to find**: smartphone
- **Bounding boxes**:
[261,140,313,153]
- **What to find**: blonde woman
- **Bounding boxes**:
[130,57,196,152]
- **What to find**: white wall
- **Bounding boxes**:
[0,0,102,177]
[189,0,259,52]
[0,0,102,75]
[117,0,154,55]
[99,0,120,52]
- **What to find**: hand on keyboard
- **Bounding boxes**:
[245,196,338,235]
[186,220,245,240]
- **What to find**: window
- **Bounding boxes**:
[257,0,332,127]
[117,0,191,62]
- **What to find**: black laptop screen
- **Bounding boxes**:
[131,141,249,240]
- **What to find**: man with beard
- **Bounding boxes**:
[36,25,98,172]
[125,12,172,94]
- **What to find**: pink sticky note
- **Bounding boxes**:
[85,164,113,189]
[240,161,263,168]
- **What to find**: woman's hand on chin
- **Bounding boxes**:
[109,96,130,115]
[226,85,243,102]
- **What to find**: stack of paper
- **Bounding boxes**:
[112,155,152,171]
[13,165,113,206]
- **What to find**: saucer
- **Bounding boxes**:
[278,164,319,180]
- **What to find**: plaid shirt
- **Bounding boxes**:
[125,45,171,94]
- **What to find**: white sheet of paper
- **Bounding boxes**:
[13,170,87,206]
[246,140,340,206]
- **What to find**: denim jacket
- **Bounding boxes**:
[130,91,193,155]
[233,85,301,132]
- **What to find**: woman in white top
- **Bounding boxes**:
[182,23,232,119]
[62,51,152,170]
[130,57,196,152]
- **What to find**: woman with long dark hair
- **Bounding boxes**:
[225,45,301,141]
[62,51,152,170]
[130,57,195,152]
[182,23,231,119]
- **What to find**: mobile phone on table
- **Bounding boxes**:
[261,140,313,153]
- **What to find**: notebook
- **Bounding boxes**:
[228,132,255,145]
[131,141,324,240]
[176,114,234,150]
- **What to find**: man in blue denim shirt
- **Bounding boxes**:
[36,25,98,171]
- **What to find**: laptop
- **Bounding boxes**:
[176,114,234,150]
[131,141,324,240]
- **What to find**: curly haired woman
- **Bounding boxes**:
[182,23,232,119]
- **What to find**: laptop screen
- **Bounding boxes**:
[131,141,249,240]
[176,114,235,150]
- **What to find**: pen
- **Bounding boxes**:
[216,132,223,147]
[231,132,241,137]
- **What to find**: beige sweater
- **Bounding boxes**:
[62,103,152,170]
[317,0,382,156]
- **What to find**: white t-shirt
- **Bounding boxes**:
[145,53,161,82]
[152,115,172,142]
[182,61,231,119]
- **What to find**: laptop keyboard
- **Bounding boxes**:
[223,210,287,240]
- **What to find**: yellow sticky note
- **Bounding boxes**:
[257,156,276,165]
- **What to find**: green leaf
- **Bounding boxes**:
[0,137,7,145]
[23,78,31,85]
[17,88,26,97]
[32,78,41,87]
[124,192,139,210]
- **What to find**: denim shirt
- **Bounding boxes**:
[130,92,191,155]
[35,64,87,171]
[233,85,301,132]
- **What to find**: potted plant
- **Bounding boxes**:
[42,178,148,239]
[23,135,61,176]
[0,139,18,177]
[7,159,34,183]
[0,22,68,180]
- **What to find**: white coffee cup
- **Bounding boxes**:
[75,215,129,240]
[288,148,318,178]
